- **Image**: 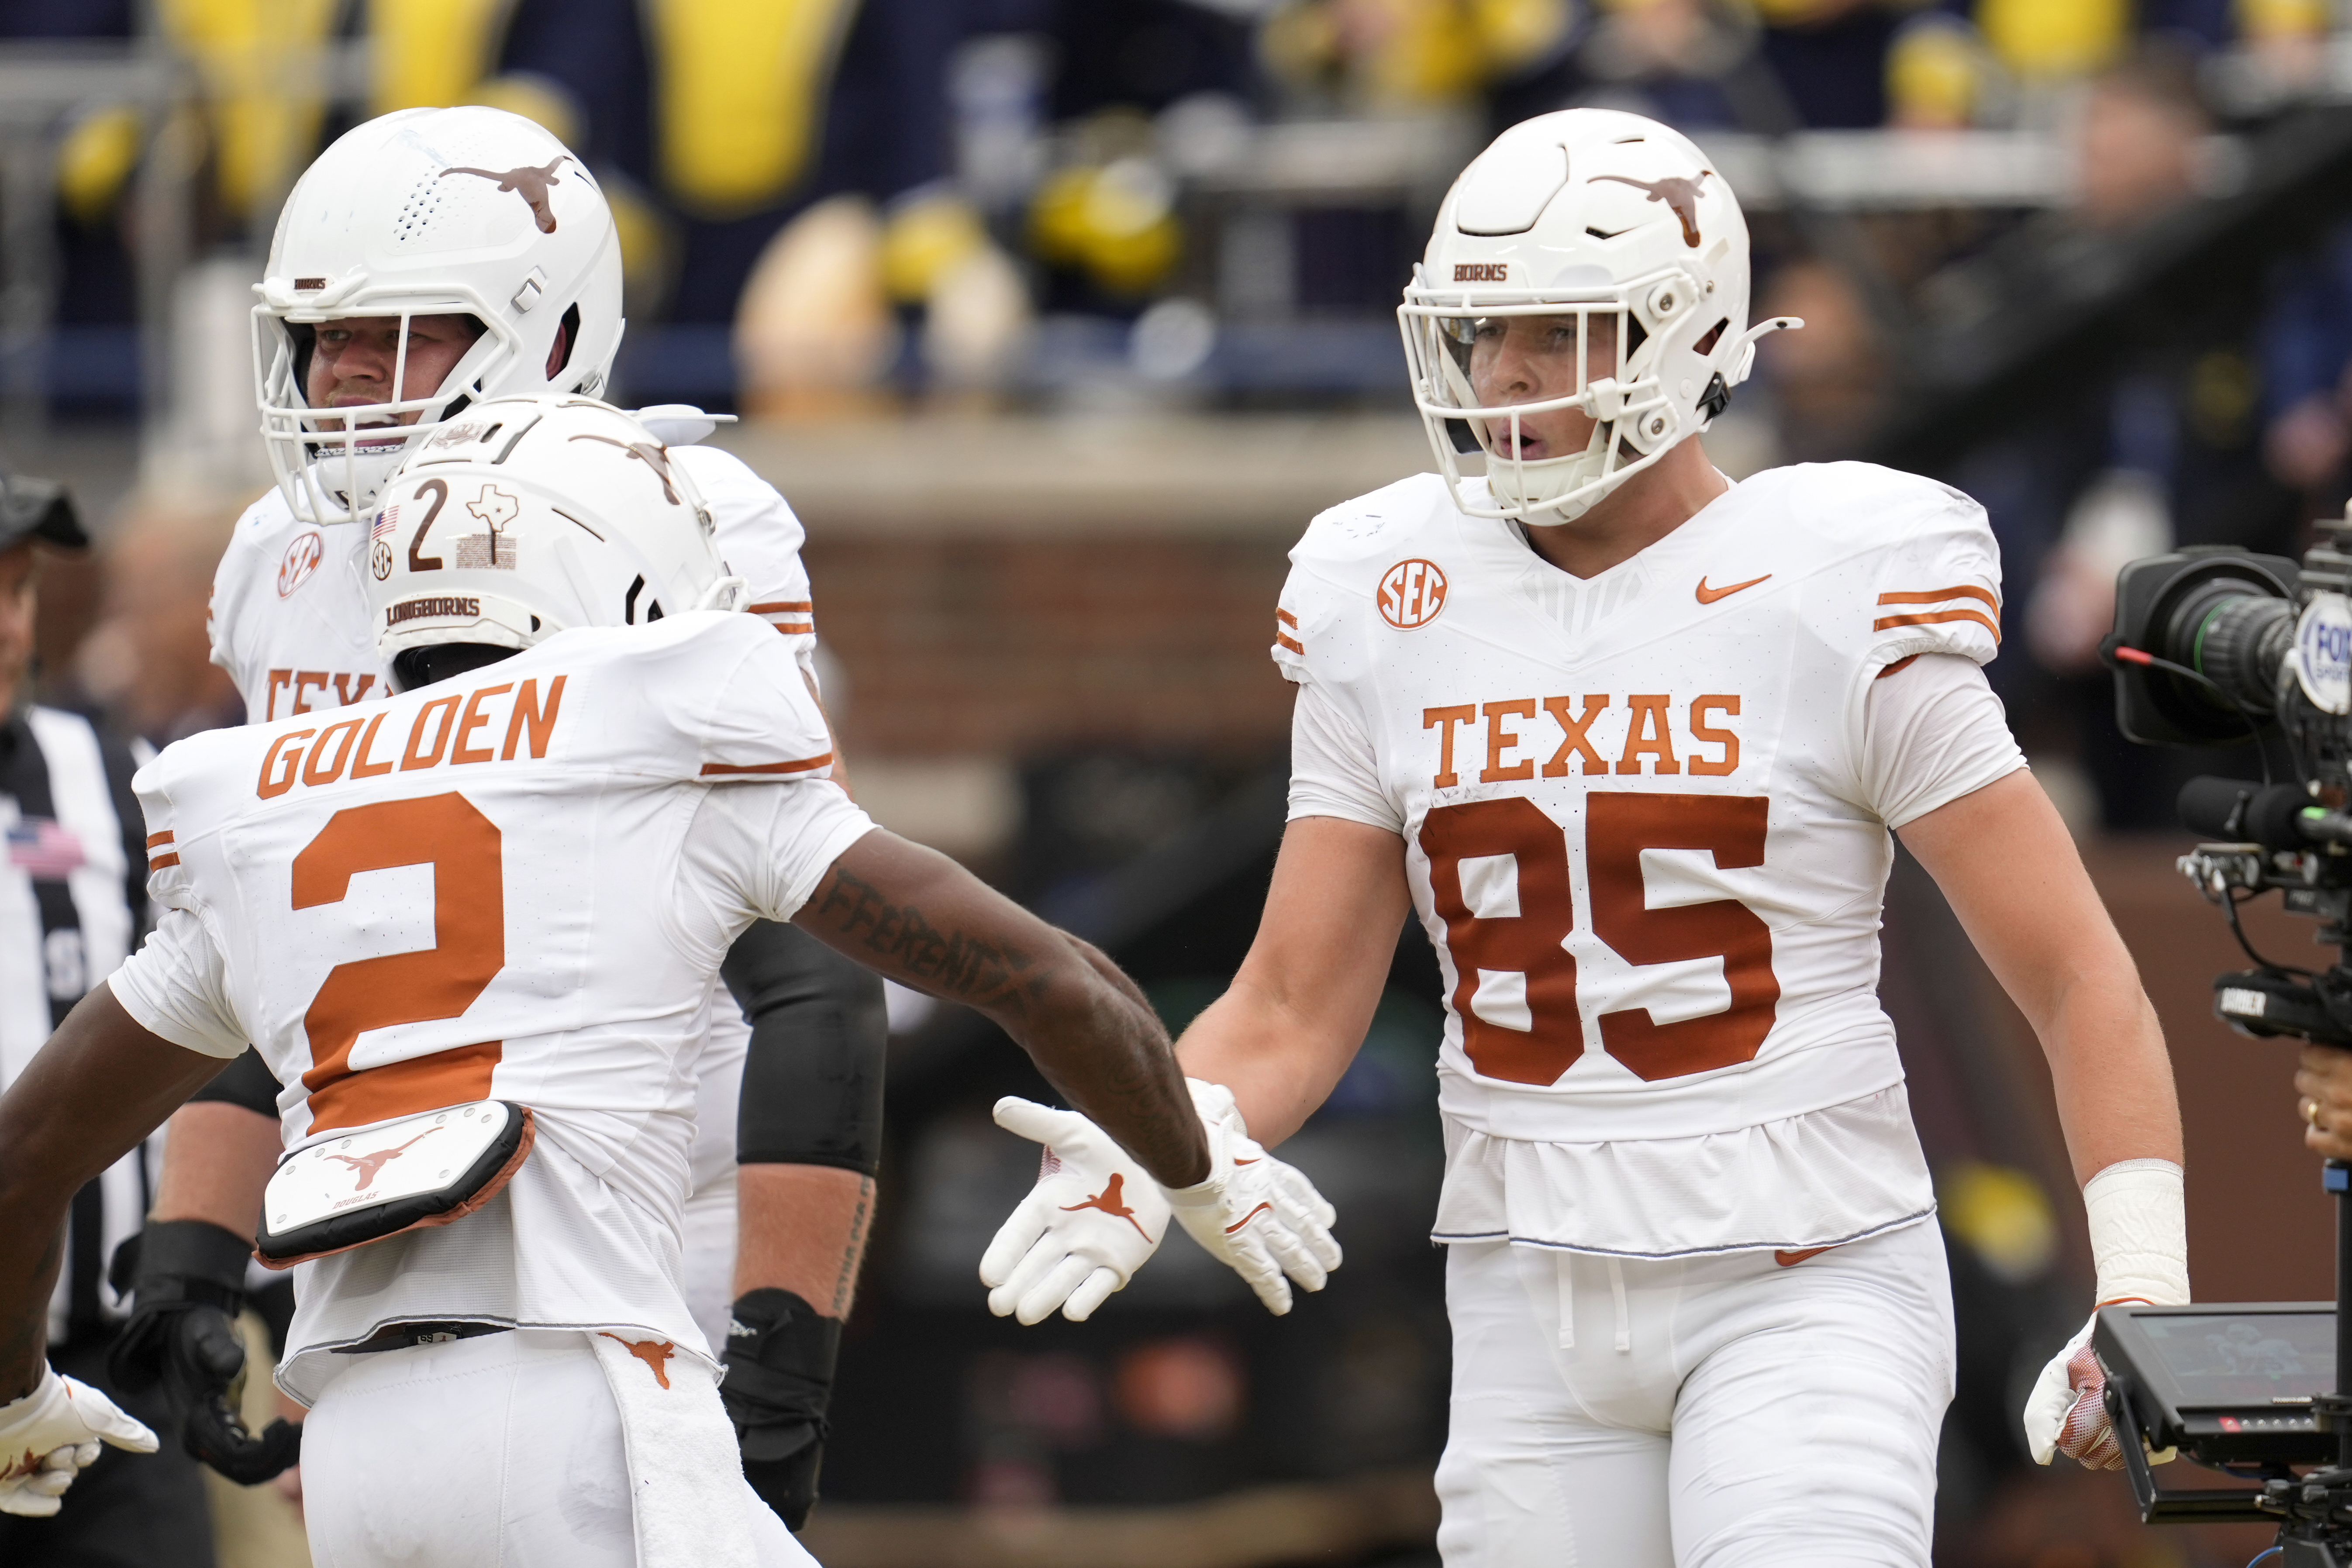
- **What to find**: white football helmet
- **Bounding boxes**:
[368,396,746,690]
[253,107,625,525]
[1399,108,1797,524]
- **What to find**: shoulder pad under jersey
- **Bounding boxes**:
[133,720,256,914]
[209,486,306,675]
[679,446,814,638]
[1273,472,1458,686]
[1745,462,2002,668]
[559,612,836,783]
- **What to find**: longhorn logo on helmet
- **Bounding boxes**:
[438,158,572,234]
[1589,171,1714,248]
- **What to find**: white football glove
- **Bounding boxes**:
[979,1097,1174,1324]
[0,1367,159,1517]
[2022,1310,2177,1472]
[2023,1160,2188,1471]
[1161,1078,1342,1316]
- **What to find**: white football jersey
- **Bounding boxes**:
[209,443,817,724]
[1275,462,2020,1257]
[109,613,875,1400]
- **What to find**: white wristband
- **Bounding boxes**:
[2083,1158,2189,1308]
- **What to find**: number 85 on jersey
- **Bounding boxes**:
[1419,788,1779,1089]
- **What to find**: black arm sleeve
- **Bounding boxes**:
[723,919,887,1175]
[184,1046,282,1118]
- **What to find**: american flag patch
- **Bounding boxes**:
[372,505,399,540]
[8,818,85,879]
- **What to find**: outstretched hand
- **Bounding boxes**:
[979,1097,1173,1324]
[1161,1079,1342,1317]
[0,1369,158,1517]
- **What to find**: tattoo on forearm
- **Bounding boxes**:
[833,1175,875,1317]
[814,868,1046,1015]
[812,868,1207,1185]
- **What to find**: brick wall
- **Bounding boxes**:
[728,414,1436,764]
[809,532,1298,760]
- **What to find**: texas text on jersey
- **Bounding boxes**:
[110,611,869,1404]
[1273,459,2019,1259]
[208,440,819,726]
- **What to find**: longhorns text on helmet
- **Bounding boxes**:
[1399,108,1801,524]
[252,107,626,527]
[367,396,744,684]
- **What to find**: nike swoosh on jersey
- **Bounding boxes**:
[1695,573,1771,604]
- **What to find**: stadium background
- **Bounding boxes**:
[1,0,2345,1562]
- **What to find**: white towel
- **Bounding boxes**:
[589,1328,760,1568]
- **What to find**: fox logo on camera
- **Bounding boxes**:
[2295,593,2352,717]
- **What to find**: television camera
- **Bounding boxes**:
[2100,507,2352,1560]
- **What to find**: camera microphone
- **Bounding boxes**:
[2179,776,2352,849]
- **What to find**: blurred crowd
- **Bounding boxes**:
[10,0,2352,820]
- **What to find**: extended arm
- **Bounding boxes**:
[1898,768,2186,1471]
[1173,816,1415,1145]
[792,830,1207,1189]
[111,1056,305,1486]
[717,918,887,1530]
[1896,769,2182,1179]
[723,920,886,1310]
[0,984,227,1401]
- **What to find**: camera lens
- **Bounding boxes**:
[2158,579,2294,719]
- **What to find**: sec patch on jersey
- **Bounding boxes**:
[278,530,324,597]
[1379,558,1448,629]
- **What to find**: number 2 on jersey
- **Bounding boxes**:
[1421,792,1778,1086]
[292,792,506,1132]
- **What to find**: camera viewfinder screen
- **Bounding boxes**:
[2135,1313,2336,1406]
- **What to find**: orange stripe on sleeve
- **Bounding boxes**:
[148,854,181,868]
[748,601,814,614]
[1873,608,2001,643]
[1877,585,1998,610]
[1276,609,1298,628]
[146,831,174,847]
[700,753,835,777]
[1275,632,1305,655]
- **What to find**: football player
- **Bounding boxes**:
[0,396,1300,1562]
[979,109,2189,1564]
[109,106,879,1523]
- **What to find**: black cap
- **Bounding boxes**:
[0,472,86,553]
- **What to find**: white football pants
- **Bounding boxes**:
[1435,1221,1954,1568]
[300,1330,814,1567]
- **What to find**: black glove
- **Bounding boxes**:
[720,1287,842,1531]
[106,1220,302,1484]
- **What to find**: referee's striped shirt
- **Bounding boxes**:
[0,702,152,1346]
